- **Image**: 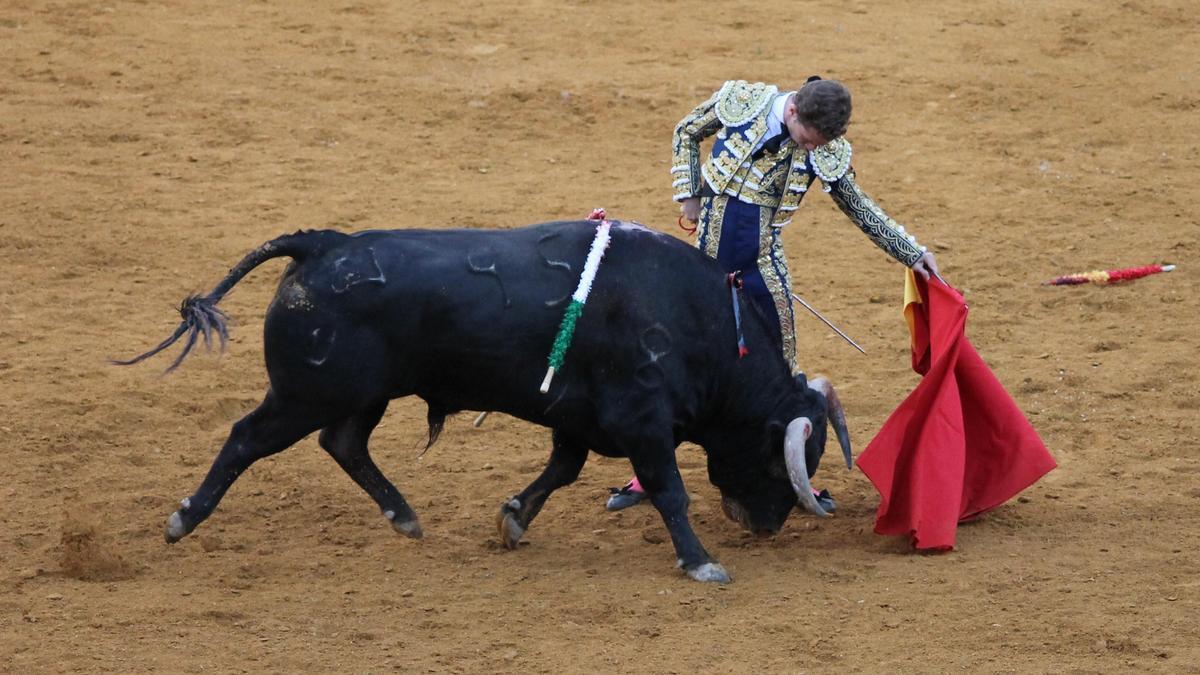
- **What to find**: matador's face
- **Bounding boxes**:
[784,101,831,151]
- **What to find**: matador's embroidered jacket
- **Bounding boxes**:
[670,80,928,267]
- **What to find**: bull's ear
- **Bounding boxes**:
[792,372,808,391]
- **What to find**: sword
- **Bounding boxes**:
[790,293,866,355]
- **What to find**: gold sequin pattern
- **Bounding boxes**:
[713,80,777,127]
[671,89,723,201]
[696,195,726,260]
[771,171,811,225]
[702,114,774,201]
[756,207,799,373]
[809,137,853,187]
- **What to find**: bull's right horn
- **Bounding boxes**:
[784,417,830,518]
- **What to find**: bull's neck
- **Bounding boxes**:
[706,348,798,432]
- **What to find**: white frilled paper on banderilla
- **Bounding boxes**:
[540,219,612,393]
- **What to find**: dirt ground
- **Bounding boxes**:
[2,0,1198,671]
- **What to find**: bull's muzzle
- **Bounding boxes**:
[721,497,779,537]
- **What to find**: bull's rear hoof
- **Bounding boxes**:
[497,498,525,550]
[164,511,189,543]
[686,562,731,584]
[390,517,423,539]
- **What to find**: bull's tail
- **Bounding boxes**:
[113,229,348,372]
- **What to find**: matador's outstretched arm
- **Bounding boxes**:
[828,170,929,268]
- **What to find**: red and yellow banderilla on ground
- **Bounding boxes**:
[1044,263,1175,286]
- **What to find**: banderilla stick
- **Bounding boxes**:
[790,293,867,355]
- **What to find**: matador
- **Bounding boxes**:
[605,77,943,512]
[671,78,941,373]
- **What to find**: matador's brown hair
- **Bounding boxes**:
[792,79,852,140]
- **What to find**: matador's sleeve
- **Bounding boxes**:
[829,170,928,267]
[670,87,724,202]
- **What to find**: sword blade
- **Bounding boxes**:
[790,293,867,355]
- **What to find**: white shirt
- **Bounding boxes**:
[751,91,794,155]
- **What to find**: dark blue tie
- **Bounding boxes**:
[755,130,789,159]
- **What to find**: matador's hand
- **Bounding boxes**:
[911,251,941,281]
[680,197,701,224]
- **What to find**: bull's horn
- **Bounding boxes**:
[784,417,829,518]
[808,376,853,470]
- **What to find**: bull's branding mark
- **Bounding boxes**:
[331,246,386,294]
[635,323,673,388]
[305,326,336,367]
[466,247,512,308]
[536,232,573,308]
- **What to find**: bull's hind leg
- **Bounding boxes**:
[165,392,329,543]
[497,429,587,549]
[318,402,422,539]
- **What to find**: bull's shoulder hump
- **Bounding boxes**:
[608,221,702,253]
[602,222,725,282]
[348,222,585,242]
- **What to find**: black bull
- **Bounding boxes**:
[119,220,852,583]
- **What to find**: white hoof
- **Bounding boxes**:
[165,511,187,543]
[687,562,731,584]
[500,513,525,550]
[497,498,524,550]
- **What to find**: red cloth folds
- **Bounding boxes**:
[857,272,1056,551]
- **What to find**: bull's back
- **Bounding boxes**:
[263,222,731,420]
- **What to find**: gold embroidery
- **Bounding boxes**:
[704,114,773,200]
[699,196,797,371]
[696,195,726,260]
[671,89,724,201]
[714,80,778,127]
[809,137,853,188]
[772,172,811,226]
[756,208,798,373]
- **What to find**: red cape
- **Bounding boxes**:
[856,273,1056,551]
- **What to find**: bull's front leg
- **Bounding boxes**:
[630,454,730,584]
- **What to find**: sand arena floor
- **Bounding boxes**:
[2,0,1198,671]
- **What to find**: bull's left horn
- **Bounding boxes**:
[808,376,853,470]
[784,417,830,518]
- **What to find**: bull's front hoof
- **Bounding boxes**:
[164,511,188,543]
[164,498,194,543]
[686,562,731,584]
[497,498,525,550]
[383,510,423,539]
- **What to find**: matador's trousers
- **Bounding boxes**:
[696,194,798,373]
